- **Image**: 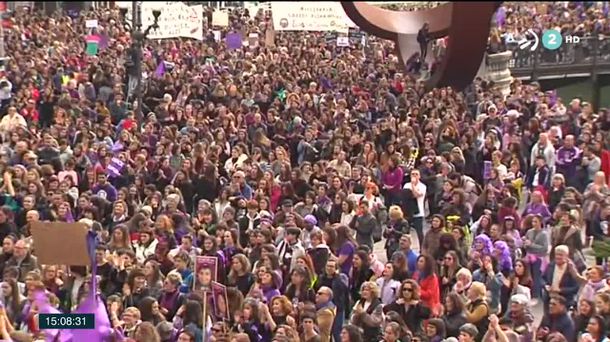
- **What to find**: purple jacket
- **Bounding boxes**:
[381,167,404,193]
[523,203,552,222]
[555,146,581,178]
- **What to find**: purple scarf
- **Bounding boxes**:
[159,290,181,312]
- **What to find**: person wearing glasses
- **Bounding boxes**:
[315,286,336,342]
[383,279,431,336]
[350,281,383,341]
[314,259,349,342]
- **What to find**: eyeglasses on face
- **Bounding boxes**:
[402,287,413,292]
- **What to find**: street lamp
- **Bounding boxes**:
[120,3,160,123]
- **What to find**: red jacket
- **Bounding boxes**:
[413,272,441,313]
[601,149,610,186]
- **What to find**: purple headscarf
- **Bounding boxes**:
[493,240,513,272]
[472,234,494,256]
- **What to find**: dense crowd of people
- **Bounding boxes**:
[0,2,607,342]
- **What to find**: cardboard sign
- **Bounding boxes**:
[212,11,229,27]
[85,19,98,28]
[265,27,275,47]
[30,222,90,266]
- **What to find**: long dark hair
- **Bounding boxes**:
[444,292,465,316]
[342,324,364,342]
[354,250,370,273]
[138,296,158,323]
[590,315,608,342]
[334,225,356,253]
[416,254,436,279]
[183,300,203,328]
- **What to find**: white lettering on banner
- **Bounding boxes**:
[138,2,204,40]
[271,2,355,33]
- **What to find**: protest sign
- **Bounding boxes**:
[212,10,229,27]
[226,32,242,49]
[194,256,218,289]
[336,36,350,47]
[248,33,259,48]
[136,2,203,40]
[30,222,90,266]
[212,281,229,321]
[271,2,355,33]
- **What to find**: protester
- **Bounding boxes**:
[0,2,608,342]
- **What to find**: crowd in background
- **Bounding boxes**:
[0,2,606,342]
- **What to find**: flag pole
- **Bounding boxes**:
[202,290,207,342]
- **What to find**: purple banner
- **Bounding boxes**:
[483,160,492,180]
[226,32,242,50]
[106,157,124,178]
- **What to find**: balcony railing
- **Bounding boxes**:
[503,36,610,78]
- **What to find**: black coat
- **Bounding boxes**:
[383,300,431,335]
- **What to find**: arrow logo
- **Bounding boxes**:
[527,29,539,51]
[517,30,540,51]
[517,38,531,50]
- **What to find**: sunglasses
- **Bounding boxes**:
[402,288,413,292]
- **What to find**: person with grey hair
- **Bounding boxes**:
[5,239,38,282]
[542,245,580,313]
[315,286,336,342]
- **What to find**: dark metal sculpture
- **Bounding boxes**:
[341,2,502,90]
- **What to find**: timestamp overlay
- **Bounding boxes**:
[39,313,95,330]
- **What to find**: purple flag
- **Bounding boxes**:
[495,7,506,27]
[155,60,165,77]
[69,231,115,342]
[106,157,125,178]
[98,34,109,50]
[226,32,242,50]
[33,291,73,342]
[111,141,124,154]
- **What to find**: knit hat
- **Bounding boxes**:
[459,323,478,338]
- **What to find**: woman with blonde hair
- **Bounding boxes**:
[350,281,384,341]
[383,205,410,260]
[454,268,473,299]
[465,281,489,340]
